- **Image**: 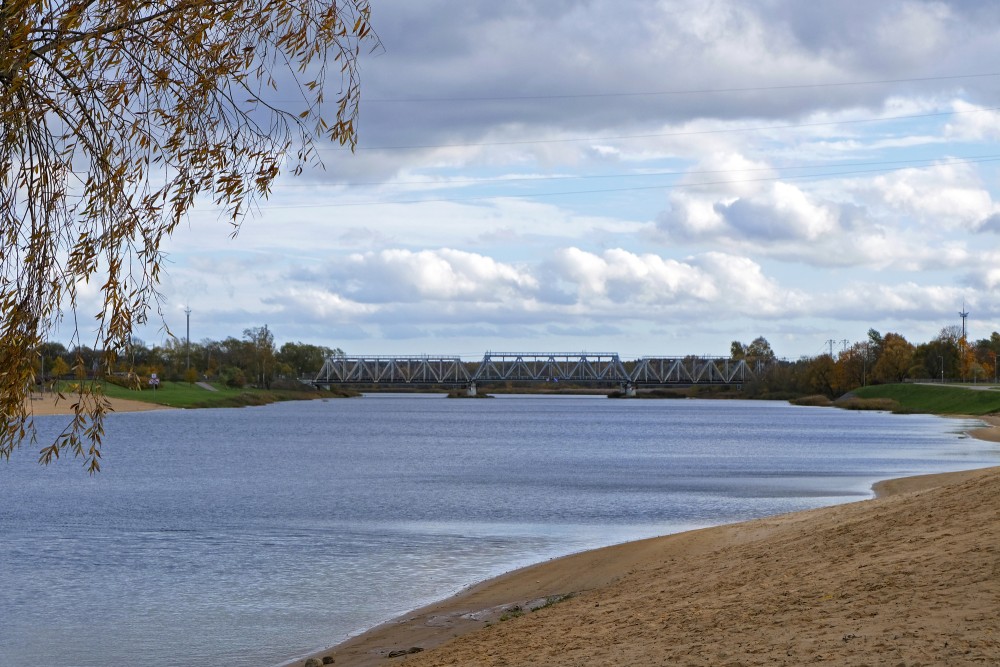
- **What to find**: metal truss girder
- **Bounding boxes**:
[314,356,470,385]
[629,357,752,385]
[314,353,754,387]
[471,352,630,384]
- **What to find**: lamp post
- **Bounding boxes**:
[939,355,944,383]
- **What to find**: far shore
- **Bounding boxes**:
[963,413,1000,442]
[289,414,1000,667]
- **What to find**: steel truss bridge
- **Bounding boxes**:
[313,352,753,396]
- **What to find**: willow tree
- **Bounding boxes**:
[1,0,376,470]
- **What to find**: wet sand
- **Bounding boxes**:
[292,418,1000,667]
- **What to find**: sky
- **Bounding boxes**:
[106,1,1000,361]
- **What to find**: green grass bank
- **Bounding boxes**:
[844,383,1000,415]
[81,379,1000,415]
[71,380,356,409]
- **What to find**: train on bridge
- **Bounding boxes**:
[312,352,755,396]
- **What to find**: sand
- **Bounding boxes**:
[964,414,1000,443]
[295,420,1000,667]
[23,392,171,416]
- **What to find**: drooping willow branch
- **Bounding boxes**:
[0,0,377,471]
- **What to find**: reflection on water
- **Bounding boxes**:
[0,396,996,667]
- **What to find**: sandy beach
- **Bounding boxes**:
[293,420,1000,667]
[24,392,171,416]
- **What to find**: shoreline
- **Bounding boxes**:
[289,415,1000,667]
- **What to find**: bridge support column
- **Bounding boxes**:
[625,383,636,398]
[466,382,477,397]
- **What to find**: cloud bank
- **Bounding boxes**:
[128,0,1000,360]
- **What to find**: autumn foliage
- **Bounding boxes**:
[1,1,376,470]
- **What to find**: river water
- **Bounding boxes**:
[1,395,997,667]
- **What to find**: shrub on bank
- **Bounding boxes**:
[789,394,834,407]
[834,396,902,412]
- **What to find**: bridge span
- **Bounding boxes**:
[313,352,753,396]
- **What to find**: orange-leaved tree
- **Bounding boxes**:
[1,0,377,471]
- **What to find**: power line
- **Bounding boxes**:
[268,153,1000,190]
[331,105,1000,152]
[360,72,1000,103]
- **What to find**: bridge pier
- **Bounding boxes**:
[625,383,636,398]
[466,382,477,397]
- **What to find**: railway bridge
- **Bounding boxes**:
[312,352,754,396]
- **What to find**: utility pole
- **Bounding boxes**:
[862,342,869,386]
[185,307,192,371]
[959,303,969,382]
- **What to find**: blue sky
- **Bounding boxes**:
[102,1,1000,360]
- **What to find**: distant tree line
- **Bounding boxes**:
[35,326,341,391]
[33,325,1000,398]
[733,326,1000,399]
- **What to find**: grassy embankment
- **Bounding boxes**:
[799,383,1000,415]
[90,378,1000,413]
[70,380,356,409]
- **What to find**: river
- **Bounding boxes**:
[1,395,997,667]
